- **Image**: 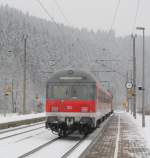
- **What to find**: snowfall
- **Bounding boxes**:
[0,111,150,158]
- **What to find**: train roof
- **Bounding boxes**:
[47,69,97,83]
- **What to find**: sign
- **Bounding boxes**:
[123,101,128,108]
[127,88,136,97]
[4,86,12,96]
[126,82,133,89]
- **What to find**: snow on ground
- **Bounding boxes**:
[1,111,150,158]
[0,123,44,139]
[127,112,150,149]
[28,138,79,158]
[0,128,57,158]
[0,112,45,123]
[68,139,92,158]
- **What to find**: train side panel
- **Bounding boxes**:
[95,84,113,124]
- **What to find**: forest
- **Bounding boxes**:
[0,5,150,114]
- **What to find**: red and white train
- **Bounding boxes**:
[45,69,113,136]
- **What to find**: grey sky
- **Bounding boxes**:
[0,0,150,36]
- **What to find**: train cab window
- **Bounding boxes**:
[70,85,87,99]
[70,85,96,100]
[47,84,96,100]
[48,85,70,99]
[88,85,96,100]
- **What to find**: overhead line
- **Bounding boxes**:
[35,0,63,34]
[34,0,94,68]
[49,0,91,67]
[35,0,55,22]
[52,0,70,25]
[51,0,90,66]
[105,0,123,68]
[132,0,141,34]
[109,0,121,32]
[104,0,122,60]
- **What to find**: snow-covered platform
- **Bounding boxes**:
[80,112,150,158]
[0,113,46,129]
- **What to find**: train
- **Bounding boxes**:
[45,69,113,136]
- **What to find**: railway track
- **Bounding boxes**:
[0,116,112,158]
[14,133,86,158]
[18,137,60,158]
[17,135,86,158]
[0,118,107,158]
[0,121,44,134]
[0,118,110,158]
[61,136,86,158]
[0,125,45,140]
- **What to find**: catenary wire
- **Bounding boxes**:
[35,0,64,34]
[99,0,122,79]
[50,0,91,67]
[35,0,56,23]
[105,0,122,59]
[132,0,141,34]
[34,0,91,68]
[52,0,70,25]
[109,0,121,33]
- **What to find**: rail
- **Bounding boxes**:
[18,137,60,158]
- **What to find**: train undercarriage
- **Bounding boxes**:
[46,111,113,137]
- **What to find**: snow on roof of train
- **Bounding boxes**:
[47,69,97,83]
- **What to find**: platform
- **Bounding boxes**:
[80,112,150,158]
[0,113,45,129]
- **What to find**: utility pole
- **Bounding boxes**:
[136,26,145,127]
[126,72,129,112]
[12,79,14,113]
[130,70,133,115]
[131,34,137,119]
[23,35,28,114]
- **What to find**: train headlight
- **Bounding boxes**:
[65,106,72,110]
[81,107,88,112]
[51,106,59,112]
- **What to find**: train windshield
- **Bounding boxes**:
[48,84,95,100]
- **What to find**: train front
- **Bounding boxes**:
[45,69,96,136]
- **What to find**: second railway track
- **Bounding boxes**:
[0,121,45,135]
[18,137,60,158]
[0,125,45,140]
